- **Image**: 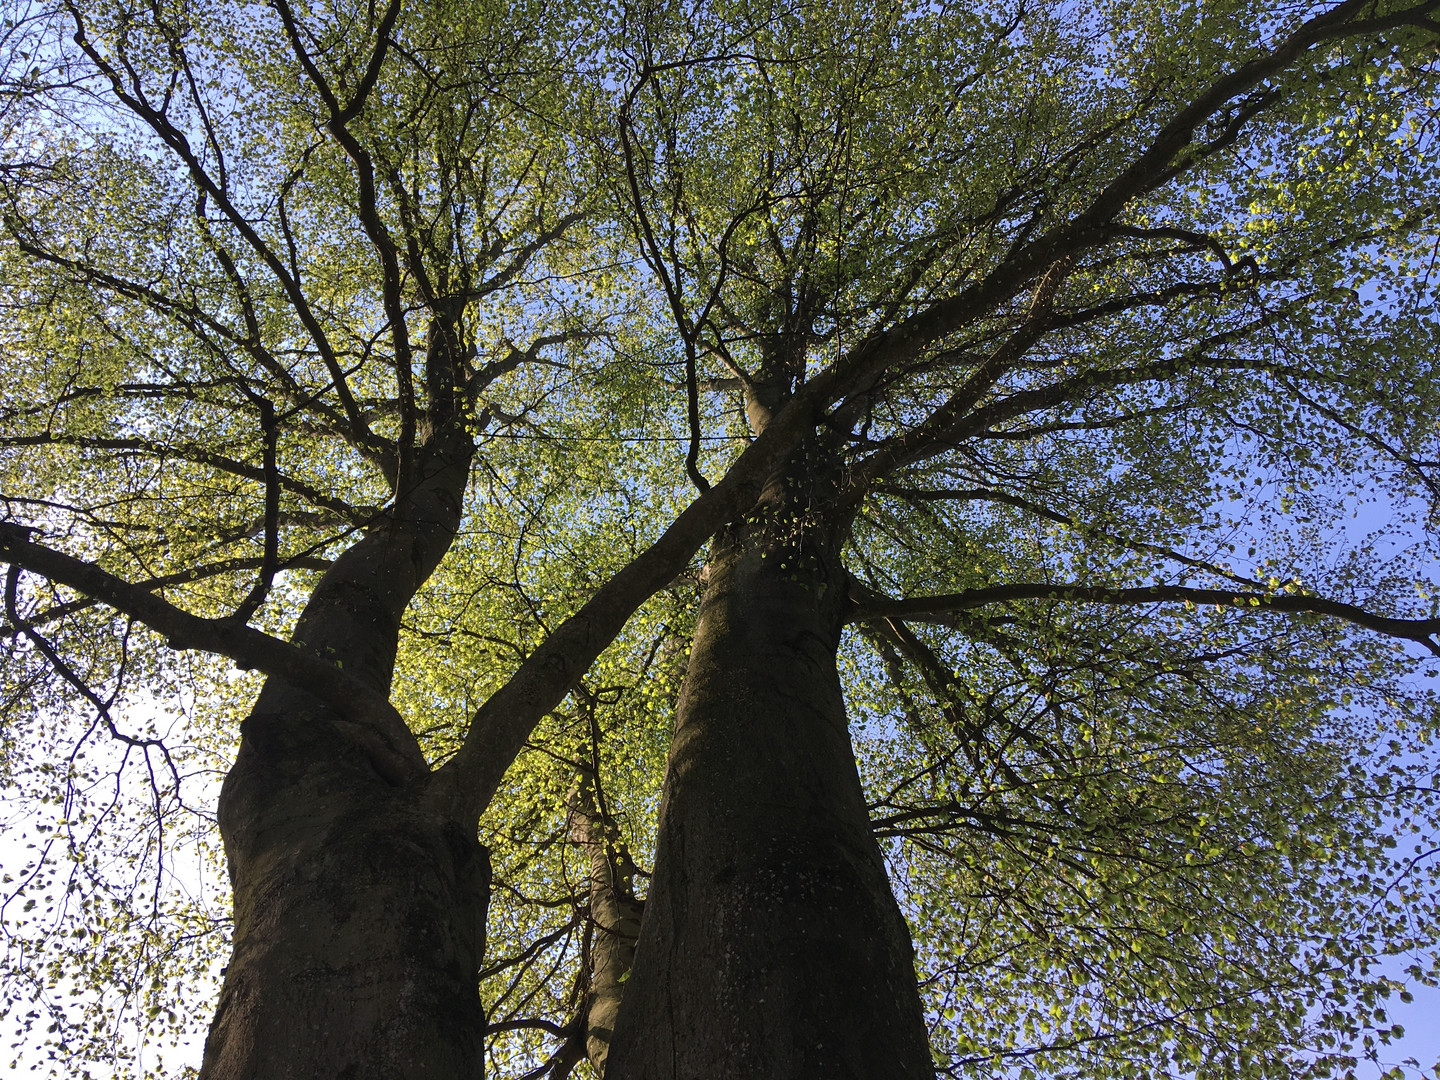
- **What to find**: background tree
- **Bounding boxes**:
[0,1,1438,1079]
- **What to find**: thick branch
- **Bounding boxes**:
[1075,0,1440,231]
[849,582,1440,655]
[0,552,332,638]
[0,524,425,770]
[828,0,1438,417]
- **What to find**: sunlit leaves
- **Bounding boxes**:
[1,0,1439,1077]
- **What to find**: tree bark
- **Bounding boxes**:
[606,467,934,1080]
[569,776,643,1076]
[203,772,490,1080]
[201,430,490,1080]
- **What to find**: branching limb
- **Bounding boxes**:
[270,0,417,494]
[6,566,180,784]
[0,432,367,521]
[618,73,711,494]
[872,485,1263,589]
[62,3,383,458]
[821,0,1440,426]
[0,524,426,772]
[231,397,281,624]
[849,582,1440,656]
[1105,224,1257,278]
[0,552,332,638]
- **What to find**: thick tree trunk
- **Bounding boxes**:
[606,483,934,1079]
[203,762,490,1079]
[201,431,490,1079]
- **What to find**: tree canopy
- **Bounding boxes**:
[1,0,1439,1077]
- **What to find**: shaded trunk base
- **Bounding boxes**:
[201,711,489,1080]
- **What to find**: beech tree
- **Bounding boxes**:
[1,1,1439,1079]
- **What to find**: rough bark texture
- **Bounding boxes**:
[203,765,490,1080]
[606,465,934,1080]
[201,426,489,1080]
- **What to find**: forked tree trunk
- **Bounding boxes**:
[606,477,934,1079]
[201,434,490,1080]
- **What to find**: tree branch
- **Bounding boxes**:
[64,3,384,459]
[0,432,367,521]
[272,0,418,495]
[0,525,427,773]
[822,0,1439,422]
[849,582,1440,655]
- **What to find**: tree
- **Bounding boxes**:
[594,4,1440,1076]
[0,0,1438,1078]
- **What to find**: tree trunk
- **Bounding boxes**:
[201,434,490,1079]
[569,775,644,1075]
[203,762,490,1080]
[606,477,934,1080]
